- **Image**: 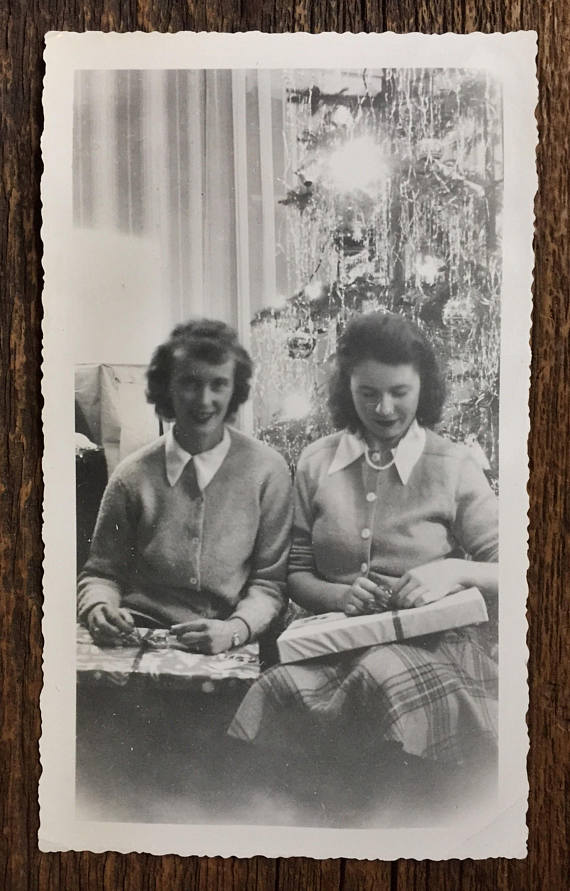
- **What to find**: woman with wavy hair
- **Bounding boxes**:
[78,318,292,654]
[230,312,498,808]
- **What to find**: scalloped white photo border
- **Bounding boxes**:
[40,30,536,860]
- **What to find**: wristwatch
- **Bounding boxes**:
[229,615,251,649]
[230,630,243,649]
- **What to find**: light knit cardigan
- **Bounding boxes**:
[77,427,293,637]
[289,428,498,589]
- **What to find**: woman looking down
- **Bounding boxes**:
[229,312,498,782]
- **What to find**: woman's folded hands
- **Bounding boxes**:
[171,618,243,654]
[87,603,137,644]
[390,558,465,609]
[342,559,468,615]
[342,577,392,615]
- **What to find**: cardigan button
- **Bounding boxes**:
[190,577,198,586]
[361,528,371,540]
[366,492,377,502]
[360,562,368,573]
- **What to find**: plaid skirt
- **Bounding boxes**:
[228,627,498,764]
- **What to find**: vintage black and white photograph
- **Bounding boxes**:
[40,32,536,859]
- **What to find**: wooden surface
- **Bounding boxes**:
[1,1,568,888]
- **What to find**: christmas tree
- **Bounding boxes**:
[251,69,502,486]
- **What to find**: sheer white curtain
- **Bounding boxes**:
[73,68,287,430]
[73,69,286,329]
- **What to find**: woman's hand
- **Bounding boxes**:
[391,559,465,609]
[342,577,392,616]
[87,603,136,644]
[171,618,235,654]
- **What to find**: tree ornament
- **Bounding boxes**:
[442,293,478,329]
[287,328,317,359]
[278,172,314,213]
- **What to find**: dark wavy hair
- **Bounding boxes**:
[328,312,446,431]
[146,318,253,420]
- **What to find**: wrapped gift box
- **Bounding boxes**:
[277,588,488,664]
[76,625,260,688]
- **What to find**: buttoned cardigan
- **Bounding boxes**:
[77,427,293,636]
[288,427,498,589]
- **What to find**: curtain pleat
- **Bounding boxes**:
[231,69,254,431]
[256,70,278,314]
[144,70,172,314]
[231,69,252,345]
[186,71,206,317]
[203,70,238,325]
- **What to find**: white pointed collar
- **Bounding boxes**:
[328,420,426,485]
[165,426,231,490]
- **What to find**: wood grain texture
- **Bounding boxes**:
[1,1,568,887]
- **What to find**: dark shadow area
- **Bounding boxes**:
[76,683,497,828]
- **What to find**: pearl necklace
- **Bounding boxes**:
[364,445,395,471]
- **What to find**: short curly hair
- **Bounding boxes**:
[146,318,253,421]
[328,312,446,431]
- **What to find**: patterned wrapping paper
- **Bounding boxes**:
[76,626,260,688]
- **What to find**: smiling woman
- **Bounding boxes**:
[77,319,293,655]
[168,357,236,453]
